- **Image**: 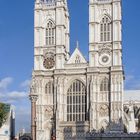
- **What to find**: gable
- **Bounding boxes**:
[67,48,87,64]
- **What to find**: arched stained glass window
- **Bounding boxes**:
[100,78,109,102]
[46,21,55,45]
[100,16,112,42]
[67,80,86,122]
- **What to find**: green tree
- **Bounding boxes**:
[0,103,8,127]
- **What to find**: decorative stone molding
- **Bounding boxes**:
[99,104,109,117]
[30,76,39,94]
[29,94,38,103]
[99,44,112,56]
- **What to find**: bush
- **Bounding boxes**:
[0,103,9,127]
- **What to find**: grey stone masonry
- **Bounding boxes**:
[86,132,140,140]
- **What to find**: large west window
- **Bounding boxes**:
[46,21,55,45]
[100,16,112,42]
[67,80,86,122]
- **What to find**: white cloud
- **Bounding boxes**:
[8,91,27,100]
[0,77,13,90]
[124,90,140,101]
[20,79,31,89]
[0,77,30,103]
[10,91,27,97]
[125,74,140,90]
[0,77,31,133]
[0,91,28,103]
[125,75,134,82]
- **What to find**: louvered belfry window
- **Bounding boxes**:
[46,21,55,45]
[100,16,112,42]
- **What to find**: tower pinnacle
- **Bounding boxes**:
[76,41,79,49]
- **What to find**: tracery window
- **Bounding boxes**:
[100,16,112,42]
[100,78,109,102]
[67,80,86,122]
[46,21,55,45]
[45,81,53,94]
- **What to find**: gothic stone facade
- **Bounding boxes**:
[30,0,124,140]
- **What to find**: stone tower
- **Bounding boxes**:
[89,0,124,130]
[34,0,70,71]
[31,0,70,140]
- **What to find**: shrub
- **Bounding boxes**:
[0,103,9,127]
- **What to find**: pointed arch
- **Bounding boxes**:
[100,77,109,102]
[100,14,112,21]
[100,15,112,42]
[45,81,54,105]
[100,77,109,91]
[46,19,55,27]
[67,79,87,122]
[46,20,55,45]
[45,81,53,94]
[65,77,86,92]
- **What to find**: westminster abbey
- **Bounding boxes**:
[29,0,125,140]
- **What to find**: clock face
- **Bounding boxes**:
[99,54,111,66]
[43,53,55,69]
[102,56,109,63]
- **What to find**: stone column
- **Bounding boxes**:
[29,94,38,140]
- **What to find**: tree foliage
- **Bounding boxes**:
[0,103,9,128]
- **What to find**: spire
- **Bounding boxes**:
[76,40,79,49]
[64,0,67,4]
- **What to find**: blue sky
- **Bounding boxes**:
[0,0,140,134]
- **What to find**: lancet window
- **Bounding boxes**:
[100,77,109,102]
[45,81,53,94]
[100,16,112,42]
[46,21,55,45]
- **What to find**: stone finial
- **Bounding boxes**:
[36,0,40,3]
[76,40,79,48]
